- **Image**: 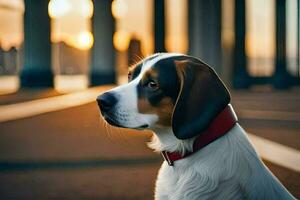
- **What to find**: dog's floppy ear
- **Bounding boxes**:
[172,59,231,139]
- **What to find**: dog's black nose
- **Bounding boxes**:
[97,92,118,112]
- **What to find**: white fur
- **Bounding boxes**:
[149,124,295,200]
[106,77,158,128]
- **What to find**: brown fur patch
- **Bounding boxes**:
[138,96,174,126]
[141,68,158,83]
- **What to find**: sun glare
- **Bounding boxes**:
[113,30,131,51]
[48,0,93,19]
[48,0,71,18]
[112,0,128,19]
[77,31,94,50]
[48,0,94,50]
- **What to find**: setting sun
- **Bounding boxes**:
[77,31,94,50]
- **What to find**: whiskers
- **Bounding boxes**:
[98,115,133,146]
[99,116,143,148]
[98,116,112,138]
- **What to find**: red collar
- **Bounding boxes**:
[161,104,238,166]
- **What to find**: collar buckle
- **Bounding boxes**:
[161,151,174,166]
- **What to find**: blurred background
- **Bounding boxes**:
[0,0,299,199]
[0,0,299,92]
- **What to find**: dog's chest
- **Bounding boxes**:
[154,162,243,200]
[154,162,183,199]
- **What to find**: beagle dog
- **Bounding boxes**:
[97,53,295,200]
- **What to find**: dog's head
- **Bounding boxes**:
[97,53,230,139]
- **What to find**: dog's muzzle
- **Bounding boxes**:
[97,92,120,127]
[97,92,117,112]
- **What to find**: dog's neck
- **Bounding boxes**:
[148,105,238,160]
[148,127,196,155]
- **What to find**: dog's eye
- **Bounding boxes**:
[147,80,159,90]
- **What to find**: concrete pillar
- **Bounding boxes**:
[90,0,116,86]
[232,0,251,89]
[154,0,166,52]
[21,0,53,87]
[273,0,291,89]
[297,0,300,77]
[188,0,222,74]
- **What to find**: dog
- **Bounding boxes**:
[97,53,295,200]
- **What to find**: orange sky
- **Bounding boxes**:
[49,0,94,50]
[0,0,24,50]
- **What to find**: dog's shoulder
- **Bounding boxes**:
[154,124,295,200]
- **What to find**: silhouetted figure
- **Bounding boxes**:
[127,37,143,66]
[5,47,18,75]
[0,45,19,75]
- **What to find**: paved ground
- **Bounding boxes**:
[0,88,299,199]
[232,90,300,150]
[0,89,61,105]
